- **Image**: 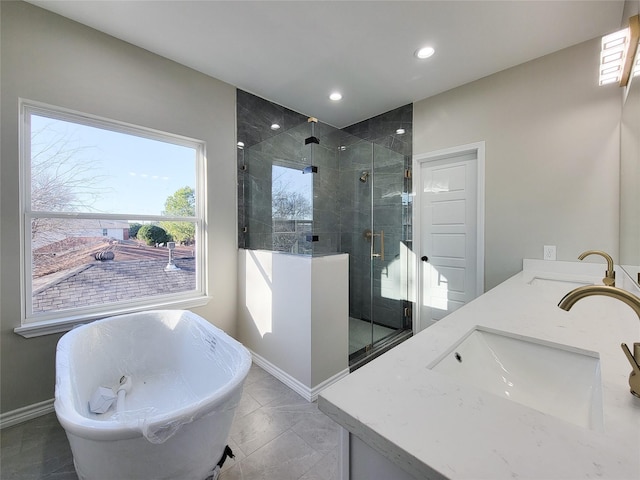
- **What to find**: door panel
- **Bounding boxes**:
[420,156,477,327]
[431,233,466,258]
[432,199,465,224]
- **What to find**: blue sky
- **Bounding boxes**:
[31,114,196,216]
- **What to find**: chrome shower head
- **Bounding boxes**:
[359,171,369,183]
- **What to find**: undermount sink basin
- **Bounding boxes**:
[429,327,603,430]
[527,276,594,289]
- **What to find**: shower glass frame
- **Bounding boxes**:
[239,119,412,363]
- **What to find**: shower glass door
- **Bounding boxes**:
[370,143,410,332]
[344,139,410,362]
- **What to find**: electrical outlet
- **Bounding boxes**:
[543,245,556,261]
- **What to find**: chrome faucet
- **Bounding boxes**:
[558,285,640,398]
[578,250,615,286]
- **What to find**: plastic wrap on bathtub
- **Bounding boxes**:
[137,315,247,443]
[54,309,252,446]
[140,396,240,444]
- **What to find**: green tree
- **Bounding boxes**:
[128,222,142,239]
[137,224,171,246]
[160,186,196,244]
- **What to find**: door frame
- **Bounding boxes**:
[412,141,485,333]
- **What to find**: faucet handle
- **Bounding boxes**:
[621,343,640,398]
[621,343,639,371]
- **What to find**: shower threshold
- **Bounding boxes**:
[348,317,396,356]
[349,327,412,372]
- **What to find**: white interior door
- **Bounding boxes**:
[414,144,484,331]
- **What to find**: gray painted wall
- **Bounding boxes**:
[0,2,237,414]
[413,38,621,291]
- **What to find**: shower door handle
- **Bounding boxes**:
[371,230,385,261]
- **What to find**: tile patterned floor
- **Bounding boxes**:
[0,364,340,480]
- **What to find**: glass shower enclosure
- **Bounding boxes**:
[239,117,412,365]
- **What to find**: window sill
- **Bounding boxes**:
[14,296,211,338]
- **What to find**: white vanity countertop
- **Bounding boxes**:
[318,260,640,479]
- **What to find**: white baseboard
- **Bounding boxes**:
[250,350,349,402]
[0,398,55,429]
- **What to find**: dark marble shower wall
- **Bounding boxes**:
[237,91,344,254]
[237,91,309,248]
[342,103,413,158]
[237,90,309,149]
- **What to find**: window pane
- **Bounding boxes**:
[31,218,197,315]
[23,103,205,325]
[30,114,197,216]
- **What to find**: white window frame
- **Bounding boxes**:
[15,99,209,337]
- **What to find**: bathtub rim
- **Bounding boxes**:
[54,309,251,442]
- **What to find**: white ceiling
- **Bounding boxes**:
[28,0,624,128]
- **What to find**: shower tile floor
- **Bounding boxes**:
[349,317,396,355]
[0,364,341,480]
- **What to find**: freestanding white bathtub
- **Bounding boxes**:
[55,310,251,480]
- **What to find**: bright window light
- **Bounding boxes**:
[599,27,630,86]
[19,100,206,327]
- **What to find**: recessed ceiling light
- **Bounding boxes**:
[271,123,280,130]
[329,92,343,101]
[396,128,406,135]
[415,46,435,59]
